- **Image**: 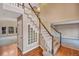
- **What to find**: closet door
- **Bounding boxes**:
[17,15,23,52]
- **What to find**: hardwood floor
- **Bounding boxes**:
[23,47,43,56]
[1,44,79,56]
[18,46,79,56]
[18,48,22,56]
[0,44,17,56]
[56,46,79,56]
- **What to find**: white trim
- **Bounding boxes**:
[0,17,17,21]
[39,45,44,50]
[22,45,40,54]
[61,44,79,51]
[52,19,79,25]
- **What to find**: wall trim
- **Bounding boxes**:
[61,44,79,51]
[53,19,79,25]
[39,45,44,50]
[22,45,40,54]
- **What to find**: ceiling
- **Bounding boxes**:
[40,3,79,25]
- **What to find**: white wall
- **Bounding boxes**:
[0,20,17,37]
[55,23,79,50]
[3,3,24,14]
[55,23,79,39]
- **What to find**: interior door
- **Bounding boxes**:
[17,15,23,52]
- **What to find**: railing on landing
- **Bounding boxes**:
[51,24,61,45]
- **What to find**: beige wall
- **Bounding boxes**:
[0,20,17,27]
[40,3,79,32]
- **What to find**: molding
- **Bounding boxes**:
[53,19,79,25]
[22,45,39,54]
[39,45,44,50]
[0,17,17,21]
[61,44,79,51]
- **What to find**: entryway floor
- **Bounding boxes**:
[56,46,79,56]
[1,44,79,56]
[22,46,79,56]
[0,43,17,56]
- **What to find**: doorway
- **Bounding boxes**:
[17,15,23,55]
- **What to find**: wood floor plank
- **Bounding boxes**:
[0,44,17,56]
[56,46,79,56]
[23,47,43,56]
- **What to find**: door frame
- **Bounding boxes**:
[17,15,23,55]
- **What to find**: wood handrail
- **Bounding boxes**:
[40,20,53,37]
[29,3,53,37]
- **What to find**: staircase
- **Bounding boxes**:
[51,25,61,55]
[28,3,61,56]
[5,3,61,55]
[40,24,53,56]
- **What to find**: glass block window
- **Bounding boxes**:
[30,28,33,43]
[16,27,17,33]
[8,27,14,34]
[35,32,37,42]
[2,27,6,34]
[33,31,35,42]
[28,24,38,45]
[28,25,30,44]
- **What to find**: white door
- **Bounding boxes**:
[17,15,23,51]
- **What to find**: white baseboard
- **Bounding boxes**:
[39,45,44,50]
[22,45,40,54]
[61,44,79,51]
